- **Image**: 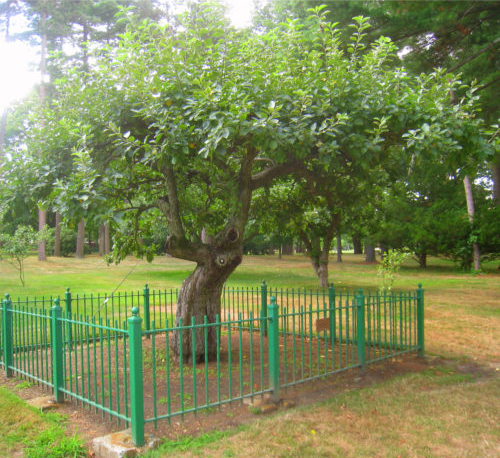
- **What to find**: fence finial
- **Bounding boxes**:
[132,306,139,317]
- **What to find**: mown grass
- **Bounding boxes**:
[0,385,87,458]
[0,253,499,457]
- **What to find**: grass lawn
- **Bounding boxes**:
[0,253,499,457]
[0,383,86,458]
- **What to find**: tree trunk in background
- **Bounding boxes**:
[53,212,61,256]
[352,235,363,254]
[417,252,427,269]
[336,230,342,263]
[98,225,104,256]
[295,240,304,253]
[493,159,500,204]
[311,252,329,288]
[282,243,293,255]
[76,218,85,259]
[104,223,111,254]
[38,208,47,261]
[463,175,481,271]
[365,244,376,263]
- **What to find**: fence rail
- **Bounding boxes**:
[1,283,424,447]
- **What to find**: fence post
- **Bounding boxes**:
[2,294,13,377]
[328,283,336,345]
[143,284,150,336]
[65,287,72,347]
[260,280,268,336]
[356,289,366,369]
[128,306,145,447]
[51,298,64,403]
[268,296,280,402]
[417,284,425,357]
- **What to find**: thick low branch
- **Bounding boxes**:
[159,165,185,239]
[165,235,209,263]
[224,146,259,238]
[251,160,306,190]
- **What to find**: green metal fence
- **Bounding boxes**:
[0,284,424,447]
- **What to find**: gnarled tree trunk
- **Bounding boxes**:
[169,238,243,362]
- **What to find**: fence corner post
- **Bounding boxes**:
[328,283,336,345]
[51,298,64,403]
[2,294,13,377]
[417,284,425,357]
[143,284,150,337]
[356,289,366,369]
[268,296,280,402]
[261,280,268,337]
[128,306,145,447]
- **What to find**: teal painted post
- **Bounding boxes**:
[128,307,145,447]
[143,284,150,336]
[356,289,366,369]
[417,284,425,357]
[2,294,13,377]
[268,296,280,402]
[65,288,72,347]
[51,298,64,402]
[328,283,336,345]
[260,281,268,336]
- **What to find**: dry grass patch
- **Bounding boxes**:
[149,367,499,458]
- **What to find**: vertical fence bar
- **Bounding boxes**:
[356,289,366,369]
[65,288,72,347]
[417,284,424,357]
[261,281,268,336]
[268,296,280,402]
[328,283,336,345]
[51,298,64,402]
[128,307,145,447]
[2,295,13,377]
[143,285,150,336]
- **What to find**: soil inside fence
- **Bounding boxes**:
[1,330,433,451]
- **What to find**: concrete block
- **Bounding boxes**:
[92,429,160,458]
[27,396,59,411]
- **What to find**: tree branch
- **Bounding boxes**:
[251,160,306,190]
[165,235,210,263]
[158,165,185,239]
[477,74,500,92]
[449,37,500,73]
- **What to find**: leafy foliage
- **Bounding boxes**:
[378,249,409,292]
